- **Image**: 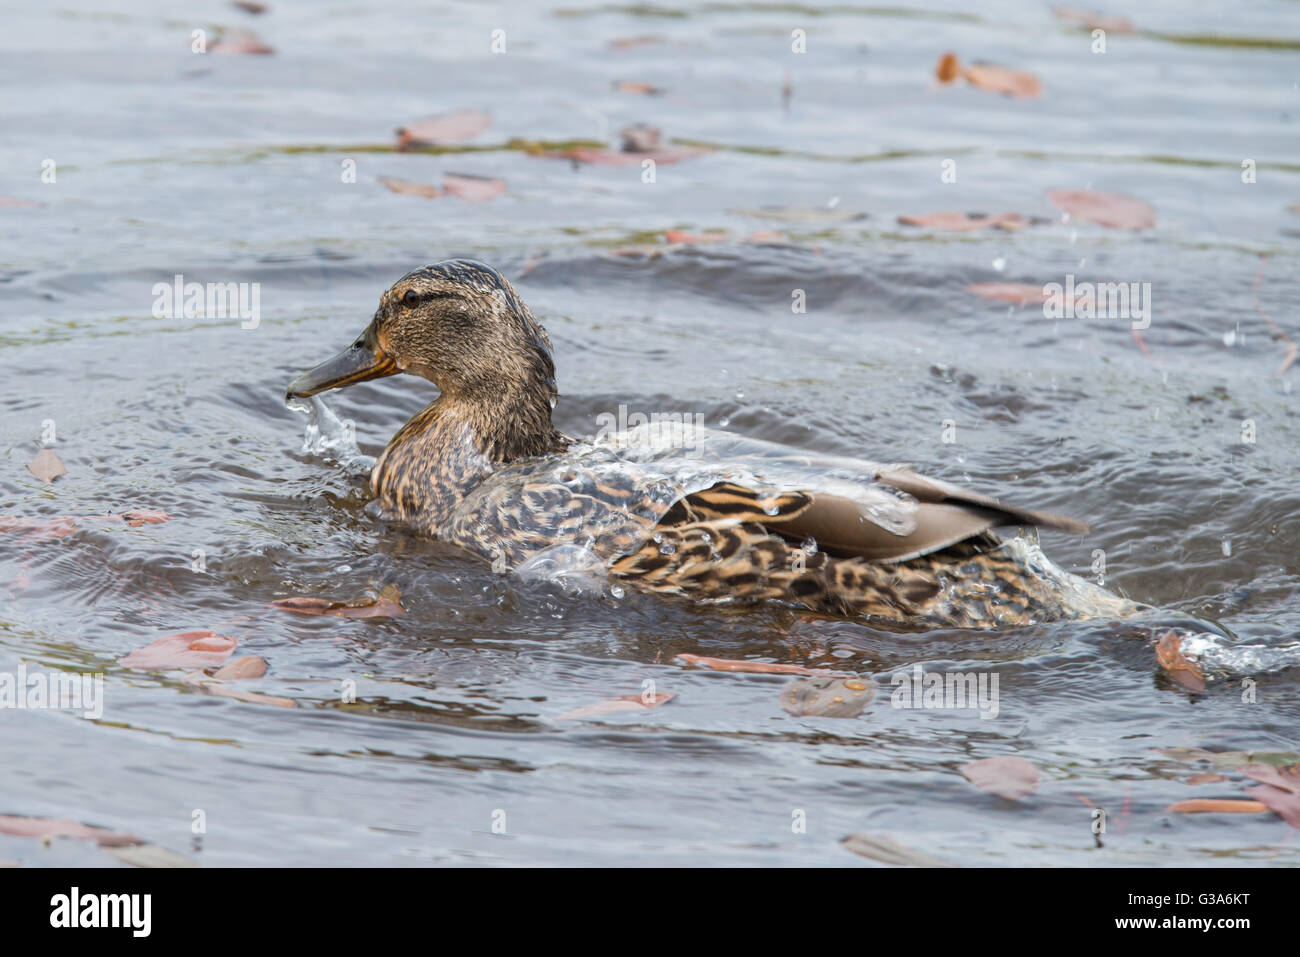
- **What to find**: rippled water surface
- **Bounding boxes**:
[2,0,1299,866]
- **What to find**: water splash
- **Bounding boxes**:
[286,395,375,477]
[513,544,611,598]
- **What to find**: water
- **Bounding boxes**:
[2,0,1298,866]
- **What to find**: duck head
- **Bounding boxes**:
[287,260,564,462]
[287,259,557,405]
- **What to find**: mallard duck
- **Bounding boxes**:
[287,259,1137,628]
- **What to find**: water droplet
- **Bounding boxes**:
[658,541,676,555]
[801,536,818,555]
[1223,329,1237,347]
[735,389,745,401]
[609,584,625,599]
[718,415,730,428]
[1222,539,1232,557]
[991,257,1006,272]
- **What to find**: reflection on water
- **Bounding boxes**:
[1,0,1298,866]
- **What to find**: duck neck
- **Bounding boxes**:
[370,384,567,532]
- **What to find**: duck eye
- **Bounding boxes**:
[402,289,421,308]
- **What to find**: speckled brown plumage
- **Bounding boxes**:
[287,259,1140,629]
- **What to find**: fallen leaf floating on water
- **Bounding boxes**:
[0,196,43,208]
[662,229,729,245]
[378,176,440,199]
[934,52,1042,98]
[27,448,66,482]
[120,630,237,670]
[675,653,848,677]
[395,109,492,150]
[608,35,667,49]
[543,123,711,166]
[934,51,962,83]
[442,172,507,202]
[210,655,268,680]
[209,30,274,55]
[1186,772,1229,785]
[779,676,875,717]
[0,815,140,848]
[269,585,405,619]
[898,211,1030,232]
[182,671,296,709]
[556,692,674,721]
[1166,799,1271,814]
[1240,763,1300,794]
[104,844,198,867]
[0,509,170,544]
[1154,630,1206,692]
[1051,5,1136,33]
[960,756,1041,800]
[1048,189,1156,230]
[1243,783,1300,829]
[613,81,664,95]
[964,281,1086,308]
[841,833,955,867]
[233,0,268,12]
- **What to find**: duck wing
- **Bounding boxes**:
[662,471,1087,564]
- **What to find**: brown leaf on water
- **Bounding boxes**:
[898,211,1028,232]
[1186,772,1229,785]
[556,692,674,720]
[233,1,268,12]
[960,756,1041,800]
[1166,798,1271,814]
[105,843,197,867]
[1049,189,1156,230]
[122,508,170,526]
[0,815,140,847]
[442,172,507,202]
[608,35,666,49]
[269,586,405,619]
[964,282,1094,312]
[120,630,237,670]
[0,196,43,208]
[395,109,492,150]
[378,176,440,199]
[962,63,1043,98]
[27,448,66,483]
[935,51,961,83]
[1243,783,1300,829]
[935,53,1041,98]
[841,833,954,867]
[210,655,268,680]
[544,126,710,166]
[663,229,729,245]
[621,123,661,152]
[779,676,875,717]
[1052,6,1136,33]
[676,653,847,677]
[614,81,664,95]
[210,30,274,54]
[1154,631,1206,692]
[1240,763,1300,794]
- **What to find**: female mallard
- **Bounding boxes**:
[287,259,1136,628]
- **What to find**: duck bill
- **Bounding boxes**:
[286,326,398,399]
